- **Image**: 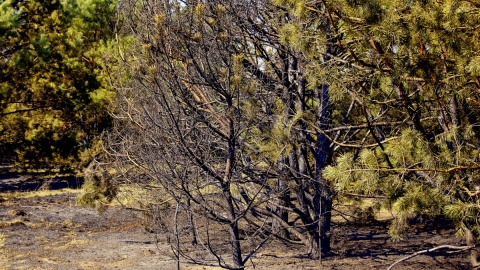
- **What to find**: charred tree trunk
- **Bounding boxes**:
[229,220,243,269]
[186,198,198,245]
[221,178,243,268]
[273,160,290,238]
[223,102,243,268]
[317,181,333,256]
[314,80,334,257]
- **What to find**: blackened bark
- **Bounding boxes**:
[318,182,333,255]
[223,101,243,268]
[274,158,290,238]
[313,82,334,256]
[221,180,243,268]
[229,220,243,269]
[312,20,335,252]
[186,199,198,245]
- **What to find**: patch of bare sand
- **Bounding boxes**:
[1,191,178,270]
[0,188,473,270]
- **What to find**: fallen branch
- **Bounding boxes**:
[387,244,476,270]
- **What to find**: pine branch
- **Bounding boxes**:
[325,120,408,132]
[1,106,50,117]
[309,125,399,148]
[346,165,480,174]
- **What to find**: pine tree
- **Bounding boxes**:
[0,0,116,169]
[279,0,480,266]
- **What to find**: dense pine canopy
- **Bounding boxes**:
[0,0,115,169]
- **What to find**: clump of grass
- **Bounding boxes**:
[111,184,167,209]
[77,162,117,212]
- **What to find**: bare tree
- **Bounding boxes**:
[104,0,340,267]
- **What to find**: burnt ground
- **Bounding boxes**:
[0,172,84,192]
[0,175,473,269]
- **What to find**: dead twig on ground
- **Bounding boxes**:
[387,244,478,270]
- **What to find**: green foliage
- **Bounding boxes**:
[325,128,463,239]
[0,0,116,169]
[390,184,447,239]
[445,202,480,236]
[275,0,480,242]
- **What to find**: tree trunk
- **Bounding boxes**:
[313,79,334,257]
[221,180,243,269]
[186,199,198,245]
[273,158,290,238]
[318,183,333,256]
[222,122,243,268]
[465,226,480,267]
[229,220,243,269]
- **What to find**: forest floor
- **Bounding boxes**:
[0,173,473,270]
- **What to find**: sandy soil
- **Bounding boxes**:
[0,175,473,269]
[1,192,178,269]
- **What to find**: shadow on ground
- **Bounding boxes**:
[0,172,84,192]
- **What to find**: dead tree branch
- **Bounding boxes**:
[387,244,477,270]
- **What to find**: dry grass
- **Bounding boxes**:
[0,188,82,200]
[109,184,173,210]
[0,217,29,228]
[0,233,7,265]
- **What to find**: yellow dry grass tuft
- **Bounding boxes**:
[109,184,173,210]
[0,188,82,200]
